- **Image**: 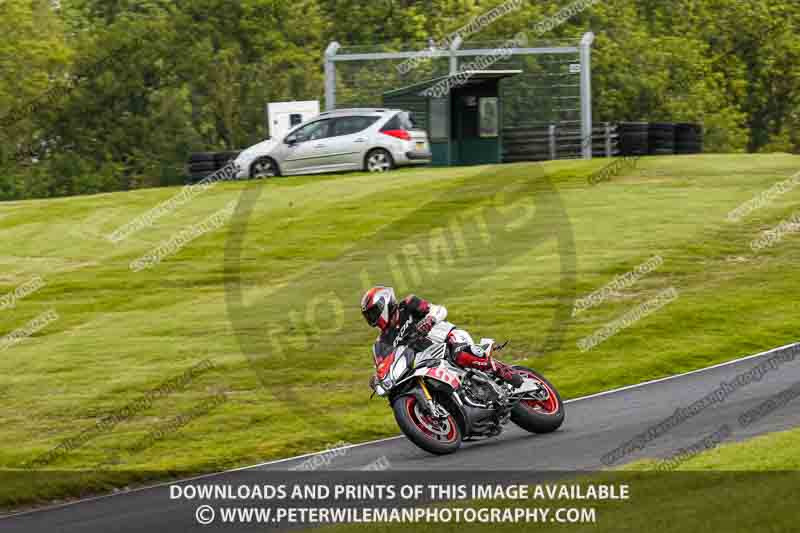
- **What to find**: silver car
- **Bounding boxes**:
[233,108,432,178]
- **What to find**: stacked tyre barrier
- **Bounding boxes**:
[648,123,676,155]
[186,151,241,183]
[675,123,704,154]
[618,122,650,156]
[618,122,703,157]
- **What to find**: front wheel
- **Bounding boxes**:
[392,392,461,455]
[510,366,565,434]
[250,157,279,179]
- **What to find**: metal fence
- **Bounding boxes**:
[503,122,619,162]
[324,33,595,159]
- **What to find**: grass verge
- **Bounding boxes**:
[0,154,798,507]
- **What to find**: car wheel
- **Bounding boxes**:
[365,149,394,173]
[250,157,278,179]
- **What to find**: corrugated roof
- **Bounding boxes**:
[384,70,523,98]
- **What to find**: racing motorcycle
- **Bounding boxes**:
[371,321,564,455]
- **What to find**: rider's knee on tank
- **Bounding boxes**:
[447,328,473,345]
[452,343,492,371]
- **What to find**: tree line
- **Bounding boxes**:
[0,0,798,200]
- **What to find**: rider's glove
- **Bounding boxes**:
[369,374,379,391]
[416,315,435,335]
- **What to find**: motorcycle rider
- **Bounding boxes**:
[361,286,523,390]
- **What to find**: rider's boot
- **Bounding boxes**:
[490,359,523,388]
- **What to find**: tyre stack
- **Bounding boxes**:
[187,153,217,183]
[675,123,703,154]
[618,122,649,156]
[215,151,240,169]
[186,151,241,183]
[648,123,676,156]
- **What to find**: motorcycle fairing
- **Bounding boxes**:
[395,359,464,391]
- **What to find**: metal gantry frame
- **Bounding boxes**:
[324,32,595,159]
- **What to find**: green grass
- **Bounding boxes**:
[0,154,799,508]
[323,427,800,533]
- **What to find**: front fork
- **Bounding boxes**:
[416,377,453,421]
[418,377,432,401]
[417,377,439,415]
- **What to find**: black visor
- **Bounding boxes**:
[363,300,384,326]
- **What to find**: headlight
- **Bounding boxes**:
[381,376,394,391]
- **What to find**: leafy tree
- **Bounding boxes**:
[1,0,798,200]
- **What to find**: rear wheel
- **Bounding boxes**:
[510,366,564,434]
[250,157,278,179]
[365,149,394,173]
[393,392,461,455]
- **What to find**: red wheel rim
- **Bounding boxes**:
[517,371,560,415]
[404,396,458,443]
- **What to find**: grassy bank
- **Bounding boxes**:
[1,153,799,506]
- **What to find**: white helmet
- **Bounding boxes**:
[360,286,397,329]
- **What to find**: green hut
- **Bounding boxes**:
[383,70,521,166]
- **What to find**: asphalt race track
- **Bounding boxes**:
[4,342,800,532]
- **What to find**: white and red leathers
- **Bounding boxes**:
[362,289,520,387]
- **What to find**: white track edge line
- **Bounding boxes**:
[561,341,800,404]
[3,340,798,520]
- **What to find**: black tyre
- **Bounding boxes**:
[676,142,703,154]
[365,148,394,173]
[190,161,218,172]
[392,393,461,455]
[618,123,649,156]
[510,366,565,434]
[188,152,216,164]
[675,124,703,152]
[648,123,676,155]
[215,151,241,168]
[250,157,279,179]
